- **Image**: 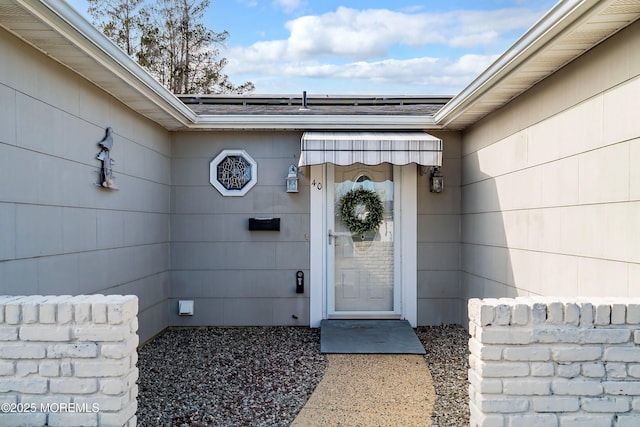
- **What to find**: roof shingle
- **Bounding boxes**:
[178,95,451,116]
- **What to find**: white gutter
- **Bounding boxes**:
[190,114,439,130]
[435,0,599,128]
[20,0,198,127]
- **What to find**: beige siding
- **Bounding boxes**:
[170,131,310,326]
[0,28,171,342]
[460,20,640,317]
[417,131,462,325]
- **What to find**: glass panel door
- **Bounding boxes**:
[328,164,396,314]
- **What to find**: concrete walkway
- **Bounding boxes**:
[291,354,436,426]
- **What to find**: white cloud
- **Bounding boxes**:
[449,31,499,49]
[229,6,542,62]
[223,5,544,93]
[226,54,500,94]
[231,40,288,63]
[273,0,303,14]
[443,54,499,76]
[283,7,445,60]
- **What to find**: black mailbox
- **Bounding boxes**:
[248,217,280,231]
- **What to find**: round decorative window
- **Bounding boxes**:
[210,149,257,196]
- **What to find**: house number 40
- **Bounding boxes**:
[311,180,322,190]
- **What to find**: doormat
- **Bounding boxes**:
[320,319,426,354]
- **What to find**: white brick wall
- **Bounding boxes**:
[469,297,640,426]
[0,295,138,427]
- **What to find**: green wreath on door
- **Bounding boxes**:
[337,188,384,234]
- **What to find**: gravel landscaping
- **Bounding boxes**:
[137,325,469,426]
[416,325,471,426]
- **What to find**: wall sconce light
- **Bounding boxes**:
[286,164,299,193]
[430,166,444,193]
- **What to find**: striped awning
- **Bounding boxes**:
[299,131,442,167]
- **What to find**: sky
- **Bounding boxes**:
[65,0,558,95]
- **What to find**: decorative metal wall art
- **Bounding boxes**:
[217,155,252,190]
[96,127,118,190]
[209,149,257,196]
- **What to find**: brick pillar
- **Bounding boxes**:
[0,295,138,427]
[468,297,640,427]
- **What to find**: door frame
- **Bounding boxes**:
[308,163,417,327]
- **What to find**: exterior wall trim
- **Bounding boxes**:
[400,165,418,326]
[309,165,326,328]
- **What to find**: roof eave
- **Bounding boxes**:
[9,0,636,133]
[435,0,640,130]
[4,1,441,132]
[9,0,198,130]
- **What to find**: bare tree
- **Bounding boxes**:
[88,0,144,56]
[88,0,254,94]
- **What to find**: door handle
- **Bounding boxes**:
[328,229,335,245]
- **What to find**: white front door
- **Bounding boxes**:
[308,163,417,327]
[327,163,401,318]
